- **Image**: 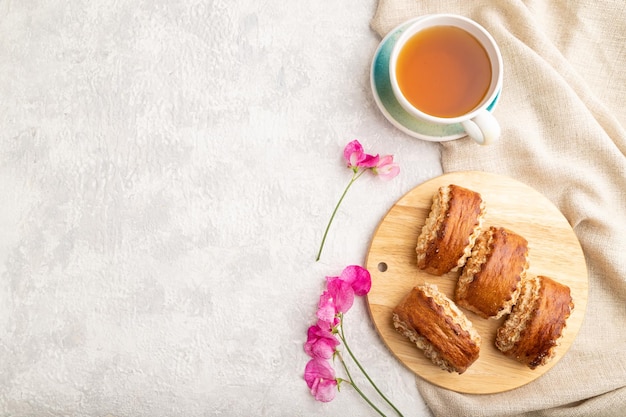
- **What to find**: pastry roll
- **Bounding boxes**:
[392,284,481,374]
[495,275,574,369]
[455,226,529,319]
[415,184,486,275]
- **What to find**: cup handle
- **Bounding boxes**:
[461,110,501,145]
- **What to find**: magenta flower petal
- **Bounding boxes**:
[377,154,394,166]
[343,140,380,169]
[305,359,338,402]
[316,291,337,324]
[343,140,364,167]
[326,277,355,314]
[316,316,339,332]
[378,164,400,180]
[305,325,340,359]
[340,265,372,296]
[373,154,400,181]
[359,153,380,169]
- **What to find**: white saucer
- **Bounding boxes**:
[370,18,501,142]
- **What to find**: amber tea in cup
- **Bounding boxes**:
[389,14,503,145]
[395,25,491,118]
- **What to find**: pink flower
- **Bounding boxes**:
[316,280,353,331]
[316,290,338,327]
[316,139,399,262]
[372,154,400,181]
[316,266,370,329]
[343,140,379,170]
[303,265,404,415]
[305,325,340,359]
[339,265,372,296]
[304,359,338,402]
[323,277,355,314]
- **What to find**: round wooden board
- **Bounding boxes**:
[365,171,588,394]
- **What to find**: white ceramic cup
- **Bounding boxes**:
[389,14,503,145]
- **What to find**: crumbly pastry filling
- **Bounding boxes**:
[416,185,449,266]
[495,275,541,352]
[455,228,494,303]
[454,198,486,271]
[499,266,527,319]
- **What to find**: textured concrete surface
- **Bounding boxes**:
[0,1,440,416]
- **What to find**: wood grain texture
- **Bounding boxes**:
[365,171,588,394]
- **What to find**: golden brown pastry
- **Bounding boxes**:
[495,275,574,369]
[415,184,486,276]
[455,226,529,319]
[392,284,481,374]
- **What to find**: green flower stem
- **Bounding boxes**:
[336,351,388,417]
[315,169,366,262]
[338,314,405,417]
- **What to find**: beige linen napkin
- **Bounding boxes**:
[371,1,626,416]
